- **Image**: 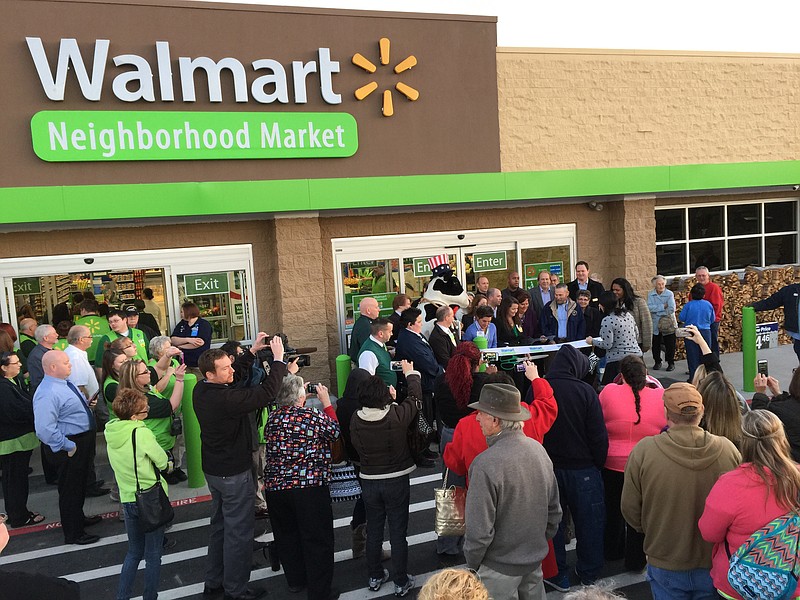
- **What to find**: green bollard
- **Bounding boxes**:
[336,354,352,397]
[180,373,205,489]
[473,334,488,372]
[742,306,757,393]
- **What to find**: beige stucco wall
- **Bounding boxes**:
[497,48,800,173]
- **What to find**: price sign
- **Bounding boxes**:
[756,322,779,349]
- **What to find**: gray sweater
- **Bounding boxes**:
[464,429,562,576]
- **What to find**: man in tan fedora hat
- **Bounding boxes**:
[464,383,562,600]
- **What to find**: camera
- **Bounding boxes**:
[253,333,310,367]
[457,234,465,240]
[390,360,403,371]
[306,383,318,394]
[288,354,311,367]
[84,257,94,265]
[793,185,800,191]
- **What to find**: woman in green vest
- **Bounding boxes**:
[101,349,129,420]
[147,336,182,398]
[117,359,187,483]
[0,352,44,527]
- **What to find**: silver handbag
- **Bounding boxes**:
[434,468,466,537]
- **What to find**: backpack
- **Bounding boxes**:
[727,511,800,600]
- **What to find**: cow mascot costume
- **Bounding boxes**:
[417,253,470,338]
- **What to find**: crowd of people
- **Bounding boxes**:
[2,261,800,600]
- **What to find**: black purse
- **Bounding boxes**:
[132,427,174,533]
[169,412,182,436]
[407,398,433,461]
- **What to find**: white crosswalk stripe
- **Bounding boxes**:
[5,471,651,600]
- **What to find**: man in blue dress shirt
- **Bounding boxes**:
[33,350,101,545]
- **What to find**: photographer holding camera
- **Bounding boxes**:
[195,334,295,600]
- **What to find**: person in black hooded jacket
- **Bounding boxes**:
[336,368,372,558]
[541,344,609,590]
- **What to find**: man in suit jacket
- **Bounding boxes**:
[395,308,443,448]
[428,306,457,369]
[529,270,553,317]
[567,261,605,308]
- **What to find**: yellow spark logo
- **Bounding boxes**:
[352,38,418,117]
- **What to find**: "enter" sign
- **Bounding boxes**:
[473,252,507,272]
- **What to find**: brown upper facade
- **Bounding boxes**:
[1,0,500,188]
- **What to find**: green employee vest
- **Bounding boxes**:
[143,387,176,452]
[128,328,149,362]
[76,314,110,363]
[358,338,396,387]
[53,338,69,351]
[147,357,179,400]
[18,334,36,358]
[103,377,119,419]
[96,328,148,365]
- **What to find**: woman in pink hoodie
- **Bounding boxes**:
[699,410,800,600]
[598,355,666,571]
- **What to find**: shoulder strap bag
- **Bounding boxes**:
[132,427,175,533]
[434,468,466,537]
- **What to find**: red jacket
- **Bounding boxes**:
[443,378,558,483]
[691,281,723,322]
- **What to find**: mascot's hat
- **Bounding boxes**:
[428,253,452,277]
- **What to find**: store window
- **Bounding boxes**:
[339,259,401,328]
[1,245,257,346]
[10,269,170,334]
[176,270,253,343]
[655,200,799,275]
[520,246,572,289]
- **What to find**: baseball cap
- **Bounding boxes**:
[663,382,703,415]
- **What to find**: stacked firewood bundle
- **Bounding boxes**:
[667,265,800,360]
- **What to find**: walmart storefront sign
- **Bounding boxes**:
[31,111,357,161]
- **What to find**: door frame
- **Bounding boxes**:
[332,224,576,351]
[1,244,258,344]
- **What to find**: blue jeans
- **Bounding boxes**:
[647,565,716,600]
[552,466,605,582]
[437,426,465,555]
[117,502,165,600]
[361,475,411,586]
[685,329,711,381]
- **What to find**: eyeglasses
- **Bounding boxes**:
[80,335,93,340]
[135,408,149,416]
[137,370,150,376]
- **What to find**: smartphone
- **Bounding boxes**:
[675,327,691,338]
[757,359,769,377]
[88,390,100,404]
[306,383,318,394]
[390,360,403,371]
[482,352,498,363]
[177,352,184,365]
